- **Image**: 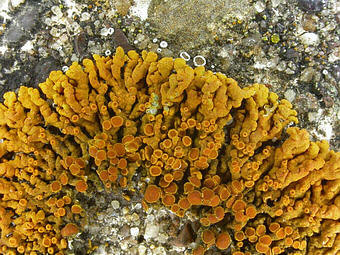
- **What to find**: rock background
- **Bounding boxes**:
[0,0,339,254]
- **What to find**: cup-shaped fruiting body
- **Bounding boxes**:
[215,232,231,250]
[144,185,161,203]
[61,223,79,237]
[201,229,216,246]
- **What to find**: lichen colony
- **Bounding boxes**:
[0,47,339,255]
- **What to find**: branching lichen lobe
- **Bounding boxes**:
[0,47,339,255]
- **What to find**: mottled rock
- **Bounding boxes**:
[298,0,324,12]
[332,65,340,81]
[296,92,319,111]
[144,223,159,241]
[300,32,320,46]
[114,0,133,16]
[284,89,296,102]
[130,227,140,237]
[17,6,38,31]
[322,96,334,108]
[111,200,120,210]
[308,111,318,122]
[300,67,317,83]
[153,247,166,255]
[5,25,25,43]
[173,223,194,247]
[138,245,147,255]
[33,57,60,85]
[119,225,131,238]
[74,32,88,58]
[113,28,135,52]
[254,1,266,13]
[148,0,255,51]
[302,16,317,32]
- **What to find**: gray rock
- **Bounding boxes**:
[284,89,296,102]
[144,223,159,241]
[300,67,317,83]
[300,32,320,46]
[5,25,25,43]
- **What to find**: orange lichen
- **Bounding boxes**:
[69,163,81,175]
[275,227,286,239]
[117,158,127,169]
[111,116,124,128]
[143,123,154,136]
[162,194,175,206]
[292,240,300,249]
[269,222,280,233]
[144,185,161,203]
[245,205,257,219]
[119,176,128,187]
[57,208,66,217]
[162,173,173,183]
[71,205,83,214]
[256,242,269,253]
[189,148,200,161]
[272,246,281,254]
[164,182,178,194]
[188,190,202,205]
[149,165,162,177]
[201,229,215,245]
[192,246,205,255]
[274,209,283,217]
[245,227,255,237]
[216,232,231,250]
[75,180,88,193]
[99,170,109,181]
[178,197,191,210]
[284,226,293,236]
[214,206,224,220]
[102,119,112,130]
[0,46,339,255]
[113,143,125,156]
[59,173,69,185]
[56,199,65,208]
[186,181,200,195]
[172,171,184,181]
[285,237,293,246]
[259,235,272,246]
[235,231,245,241]
[61,223,79,237]
[51,181,62,193]
[256,225,267,237]
[232,199,247,212]
[182,136,192,147]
